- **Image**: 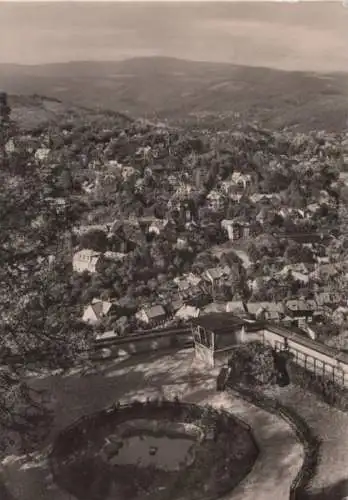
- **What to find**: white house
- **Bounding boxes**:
[72,249,102,273]
[45,197,67,215]
[121,166,136,180]
[206,190,225,211]
[34,147,50,162]
[204,266,229,285]
[247,302,284,321]
[5,139,16,154]
[226,301,247,315]
[136,305,167,325]
[221,219,237,240]
[175,305,200,320]
[339,171,348,186]
[82,299,114,325]
[148,219,168,235]
[230,172,252,190]
[279,263,309,277]
[73,224,112,236]
[175,237,190,250]
[221,219,250,241]
[103,251,127,262]
[291,271,310,285]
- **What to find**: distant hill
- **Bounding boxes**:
[2,57,348,132]
[6,94,133,131]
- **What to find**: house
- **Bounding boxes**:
[148,219,168,235]
[31,214,46,229]
[73,224,112,236]
[103,251,127,262]
[250,193,281,204]
[82,299,115,325]
[332,306,348,326]
[72,249,102,273]
[45,197,67,215]
[167,174,180,189]
[221,219,251,241]
[136,305,167,325]
[305,299,318,312]
[230,172,252,190]
[249,276,276,293]
[112,297,138,317]
[82,181,96,194]
[305,203,321,217]
[228,193,243,202]
[34,147,50,162]
[278,207,305,219]
[174,277,191,294]
[175,237,190,250]
[175,305,200,320]
[291,272,310,286]
[285,300,315,322]
[5,139,16,154]
[256,207,270,224]
[204,266,229,285]
[316,256,330,265]
[122,221,146,245]
[339,171,348,186]
[315,292,332,307]
[226,301,248,315]
[247,302,284,322]
[169,297,185,315]
[206,190,225,211]
[185,273,203,287]
[121,166,136,181]
[330,293,341,305]
[280,263,310,276]
[313,263,339,280]
[174,273,202,298]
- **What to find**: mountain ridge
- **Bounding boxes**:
[2,56,348,132]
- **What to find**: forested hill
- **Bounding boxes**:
[2,57,348,132]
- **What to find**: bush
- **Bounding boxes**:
[227,342,276,387]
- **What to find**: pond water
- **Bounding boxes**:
[106,435,196,471]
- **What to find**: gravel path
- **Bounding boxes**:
[1,349,303,500]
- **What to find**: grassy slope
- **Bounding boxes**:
[2,57,348,132]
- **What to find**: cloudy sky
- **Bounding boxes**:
[1,2,347,72]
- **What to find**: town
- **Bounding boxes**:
[2,11,348,494]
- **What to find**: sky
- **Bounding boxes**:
[1,0,343,2]
[0,2,347,71]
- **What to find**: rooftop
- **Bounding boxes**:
[190,312,246,335]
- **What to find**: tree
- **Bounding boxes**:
[0,94,93,457]
[80,229,108,252]
[228,342,275,386]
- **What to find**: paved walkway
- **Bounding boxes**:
[1,349,304,500]
[265,384,348,499]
